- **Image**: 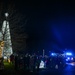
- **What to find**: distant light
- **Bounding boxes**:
[66,57,70,61]
[66,52,72,56]
[67,57,70,60]
[51,53,56,56]
[66,59,68,61]
[71,57,73,60]
[51,53,54,55]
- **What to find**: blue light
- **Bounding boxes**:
[66,59,68,61]
[67,57,70,60]
[66,52,72,56]
[71,57,73,60]
[66,57,70,61]
[51,53,56,56]
[51,53,54,56]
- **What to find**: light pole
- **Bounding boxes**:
[43,49,45,57]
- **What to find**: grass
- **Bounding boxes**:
[4,61,14,69]
[2,61,30,75]
[0,61,17,75]
[0,61,37,75]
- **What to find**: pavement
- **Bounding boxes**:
[39,62,75,75]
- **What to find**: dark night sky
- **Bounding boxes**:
[2,0,75,53]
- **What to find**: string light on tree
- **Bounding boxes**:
[5,13,9,17]
[2,13,13,59]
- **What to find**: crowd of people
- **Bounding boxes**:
[0,52,66,71]
[10,53,46,72]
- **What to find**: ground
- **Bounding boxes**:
[1,61,75,75]
[0,61,38,75]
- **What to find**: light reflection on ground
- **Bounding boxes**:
[39,62,75,75]
[66,62,75,66]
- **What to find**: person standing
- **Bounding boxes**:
[14,54,18,70]
[36,56,41,71]
[10,54,14,64]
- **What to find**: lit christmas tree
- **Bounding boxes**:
[2,13,13,59]
[0,29,4,58]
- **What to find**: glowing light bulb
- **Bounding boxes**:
[5,13,9,17]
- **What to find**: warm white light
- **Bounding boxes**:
[39,60,45,68]
[5,13,9,17]
[2,16,13,58]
